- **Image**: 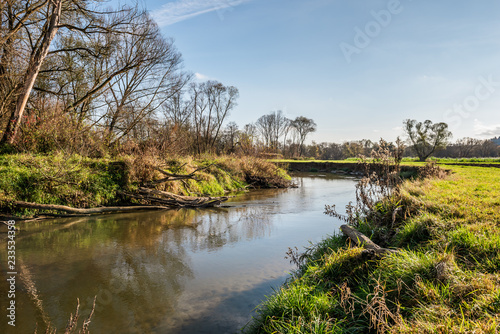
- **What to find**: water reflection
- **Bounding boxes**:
[0,173,356,333]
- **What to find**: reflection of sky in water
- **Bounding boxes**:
[0,174,356,334]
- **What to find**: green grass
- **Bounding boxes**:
[0,153,125,215]
[429,157,500,164]
[270,159,352,163]
[0,153,290,217]
[271,158,500,164]
[246,165,500,333]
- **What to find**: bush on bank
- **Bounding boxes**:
[245,165,500,334]
[0,152,291,217]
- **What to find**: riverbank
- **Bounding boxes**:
[279,160,424,177]
[0,153,291,218]
[245,164,500,333]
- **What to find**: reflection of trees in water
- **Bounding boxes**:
[0,203,276,332]
[1,216,197,332]
[0,176,359,332]
[94,243,194,333]
[169,206,273,252]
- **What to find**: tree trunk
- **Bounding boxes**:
[1,0,62,144]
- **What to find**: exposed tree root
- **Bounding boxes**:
[340,224,398,256]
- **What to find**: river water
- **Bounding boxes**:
[0,173,357,334]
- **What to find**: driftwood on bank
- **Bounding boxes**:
[122,187,229,208]
[7,188,229,218]
[340,224,398,256]
[10,201,170,214]
[4,164,231,219]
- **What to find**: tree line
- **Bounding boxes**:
[298,120,499,161]
[300,137,498,161]
[1,3,497,160]
[0,1,320,158]
[0,1,241,156]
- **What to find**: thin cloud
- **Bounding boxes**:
[416,74,447,83]
[151,0,251,27]
[194,72,213,81]
[473,119,500,137]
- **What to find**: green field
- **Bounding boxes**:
[246,164,500,333]
[271,158,500,164]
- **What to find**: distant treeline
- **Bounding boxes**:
[300,137,499,160]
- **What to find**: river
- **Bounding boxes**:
[0,173,357,334]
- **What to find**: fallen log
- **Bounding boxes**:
[10,201,169,214]
[340,224,397,255]
[138,187,229,202]
[123,188,229,208]
[8,185,229,218]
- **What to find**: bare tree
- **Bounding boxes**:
[0,1,50,121]
[239,123,257,155]
[290,116,316,156]
[403,119,452,161]
[255,113,273,149]
[256,110,289,152]
[0,1,147,144]
[477,139,499,157]
[101,14,189,147]
[190,81,239,154]
[1,0,62,144]
[342,141,364,158]
[163,90,192,129]
[455,137,481,158]
[317,142,344,160]
[223,121,239,153]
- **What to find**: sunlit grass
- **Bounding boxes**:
[271,158,500,164]
[246,164,500,333]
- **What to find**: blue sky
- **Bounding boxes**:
[140,0,500,143]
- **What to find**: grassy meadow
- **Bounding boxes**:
[246,164,500,333]
[272,157,500,164]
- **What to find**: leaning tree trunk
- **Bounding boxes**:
[1,0,62,145]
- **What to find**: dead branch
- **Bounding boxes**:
[143,164,216,186]
[138,187,228,201]
[10,201,169,214]
[340,224,398,256]
[122,188,229,208]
